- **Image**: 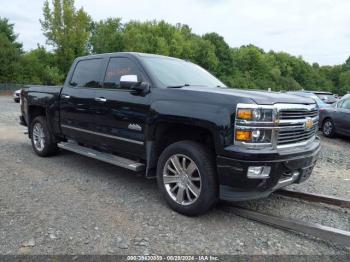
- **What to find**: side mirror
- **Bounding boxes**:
[120,75,139,89]
[120,75,149,93]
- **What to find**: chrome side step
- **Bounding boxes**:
[58,142,145,172]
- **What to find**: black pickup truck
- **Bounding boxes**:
[20,52,320,216]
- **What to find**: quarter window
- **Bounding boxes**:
[104,58,143,89]
[70,59,102,88]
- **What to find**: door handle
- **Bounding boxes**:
[95,97,107,102]
[61,94,70,99]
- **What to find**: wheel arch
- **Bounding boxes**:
[145,121,217,177]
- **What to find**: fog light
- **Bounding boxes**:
[247,166,271,179]
[236,130,252,141]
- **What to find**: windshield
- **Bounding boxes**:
[141,56,226,88]
[290,92,328,107]
[308,94,329,107]
[316,94,337,103]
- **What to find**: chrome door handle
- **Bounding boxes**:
[61,94,70,99]
[95,97,107,102]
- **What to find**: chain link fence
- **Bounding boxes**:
[0,83,26,95]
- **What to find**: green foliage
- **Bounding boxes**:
[0,17,22,49]
[0,34,21,83]
[90,18,124,53]
[0,17,22,83]
[40,0,91,73]
[18,46,64,85]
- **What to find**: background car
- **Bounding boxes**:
[319,94,350,138]
[288,91,330,108]
[312,91,338,104]
[13,89,21,103]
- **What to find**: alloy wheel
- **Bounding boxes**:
[32,122,45,151]
[323,120,333,136]
[163,154,202,206]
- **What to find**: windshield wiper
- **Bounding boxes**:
[167,84,190,88]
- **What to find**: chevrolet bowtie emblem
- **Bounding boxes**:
[305,118,313,130]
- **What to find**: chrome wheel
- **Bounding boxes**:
[323,120,333,136]
[32,122,45,151]
[163,154,201,206]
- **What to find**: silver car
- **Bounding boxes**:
[320,94,350,138]
[13,89,21,103]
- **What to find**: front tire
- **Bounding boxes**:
[30,116,58,157]
[322,119,335,138]
[157,141,218,216]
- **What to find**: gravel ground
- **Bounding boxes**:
[0,96,349,255]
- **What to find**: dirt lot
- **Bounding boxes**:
[0,96,349,255]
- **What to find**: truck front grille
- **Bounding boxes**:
[277,123,318,146]
[276,106,319,148]
[279,109,318,120]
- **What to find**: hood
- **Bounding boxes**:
[182,86,315,105]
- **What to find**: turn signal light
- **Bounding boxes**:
[236,130,252,141]
[237,109,252,120]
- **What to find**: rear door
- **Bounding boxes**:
[60,58,104,145]
[92,56,151,158]
[335,98,350,136]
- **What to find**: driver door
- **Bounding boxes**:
[92,56,151,158]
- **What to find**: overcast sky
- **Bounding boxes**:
[1,0,349,65]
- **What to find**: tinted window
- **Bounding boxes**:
[340,99,350,109]
[104,58,142,89]
[70,59,102,88]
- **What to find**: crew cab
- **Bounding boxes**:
[20,52,321,216]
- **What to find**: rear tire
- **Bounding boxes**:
[322,119,335,138]
[157,141,218,216]
[30,116,58,157]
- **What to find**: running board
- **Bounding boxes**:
[58,142,145,172]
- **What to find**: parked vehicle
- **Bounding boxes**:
[320,94,350,138]
[20,52,321,216]
[311,91,338,104]
[13,89,21,103]
[287,91,330,108]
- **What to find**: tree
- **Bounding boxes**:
[40,0,91,73]
[90,18,124,53]
[346,56,350,70]
[203,33,232,76]
[0,34,21,82]
[338,71,350,95]
[0,17,22,49]
[0,17,22,83]
[18,46,64,85]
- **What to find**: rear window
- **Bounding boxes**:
[70,59,102,88]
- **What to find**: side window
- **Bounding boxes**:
[340,99,350,109]
[103,57,143,89]
[70,59,102,88]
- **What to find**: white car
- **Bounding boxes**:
[13,89,21,103]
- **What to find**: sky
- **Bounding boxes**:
[1,0,350,66]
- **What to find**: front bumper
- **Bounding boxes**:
[217,137,321,201]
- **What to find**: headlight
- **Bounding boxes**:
[235,104,275,147]
[237,108,273,122]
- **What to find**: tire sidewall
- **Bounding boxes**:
[30,116,55,157]
[322,119,335,137]
[157,141,218,216]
